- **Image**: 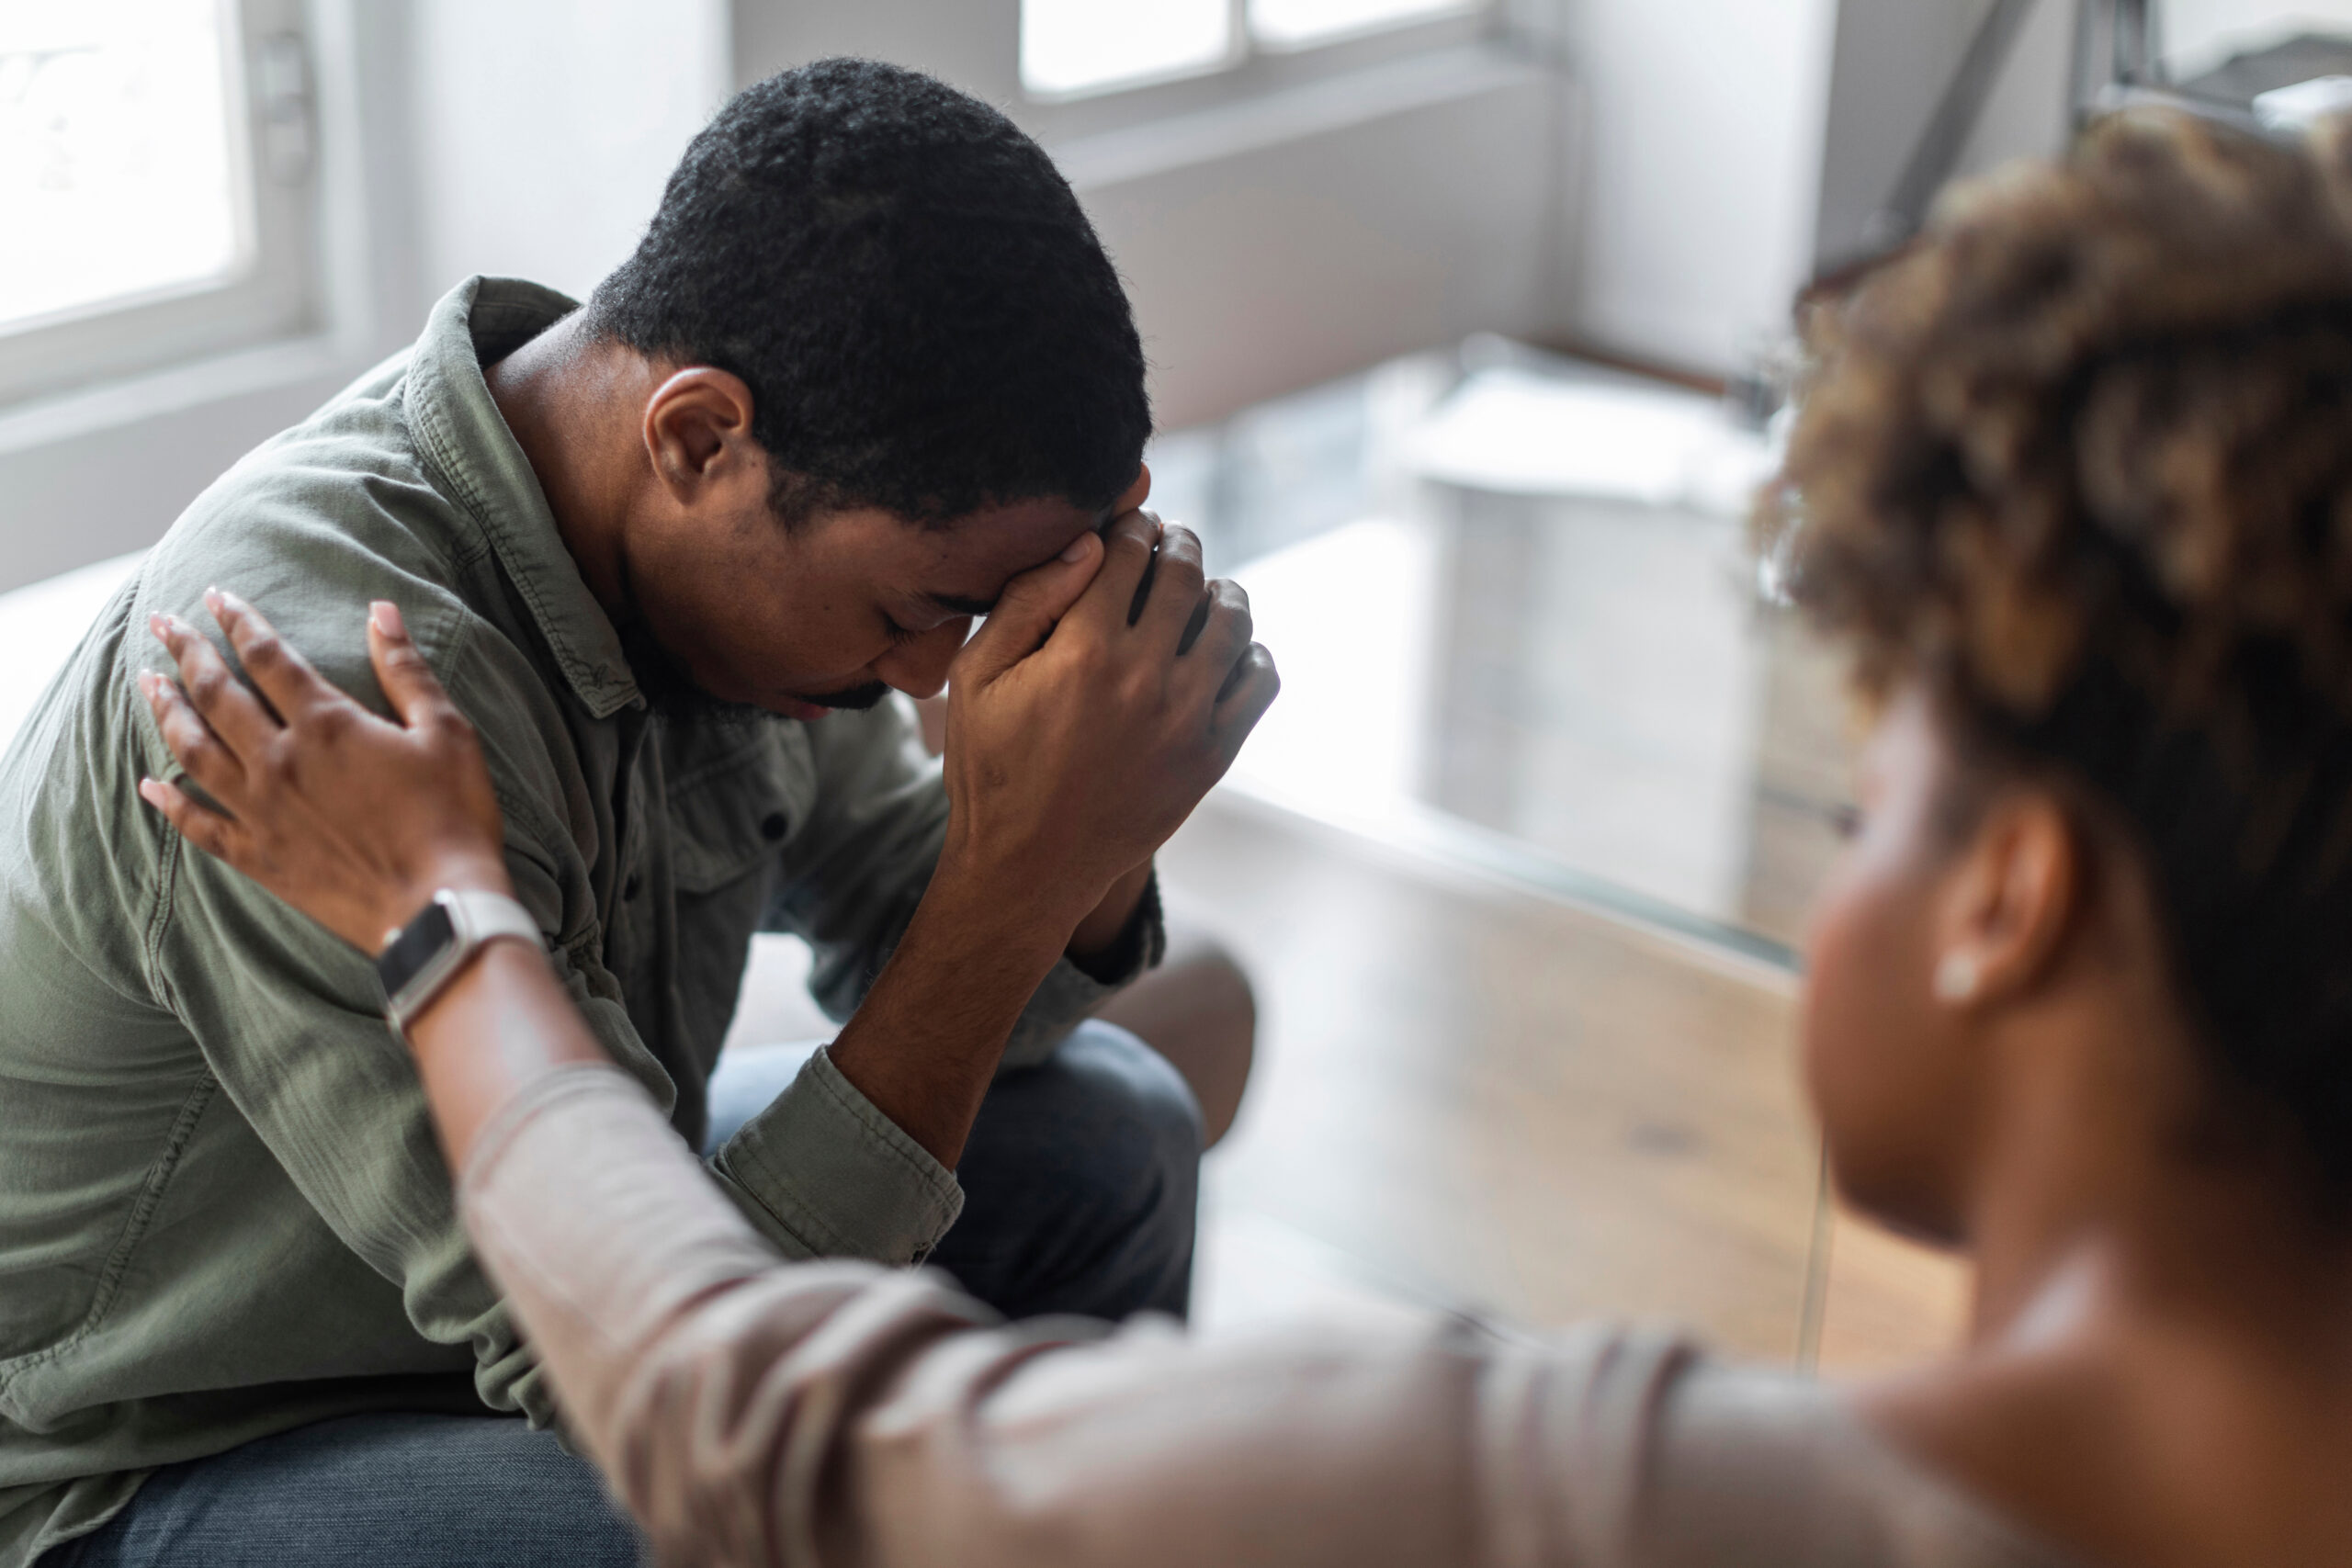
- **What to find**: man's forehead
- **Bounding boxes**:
[912,499,1099,614]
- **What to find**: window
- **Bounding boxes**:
[0,0,319,408]
[1021,0,1233,98]
[1021,0,1482,98]
[1250,0,1480,51]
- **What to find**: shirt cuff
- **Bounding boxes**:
[707,1044,965,1267]
[999,870,1166,1072]
[1066,869,1165,985]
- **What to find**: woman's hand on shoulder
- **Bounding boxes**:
[138,590,510,953]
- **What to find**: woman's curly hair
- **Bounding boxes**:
[1765,108,2352,1211]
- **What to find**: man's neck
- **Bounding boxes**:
[482,312,645,620]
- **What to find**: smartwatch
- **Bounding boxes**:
[375,888,542,1034]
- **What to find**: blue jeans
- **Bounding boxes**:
[715,1021,1202,1322]
[48,1021,1201,1566]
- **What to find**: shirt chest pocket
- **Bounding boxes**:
[665,722,816,897]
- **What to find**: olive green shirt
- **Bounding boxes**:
[0,277,1151,1566]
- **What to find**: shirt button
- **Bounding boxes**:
[623,873,643,900]
[760,812,788,841]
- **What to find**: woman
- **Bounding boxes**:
[126,110,2352,1565]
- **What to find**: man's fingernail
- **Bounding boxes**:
[148,613,170,642]
[1061,536,1092,563]
[137,777,163,807]
[371,601,405,639]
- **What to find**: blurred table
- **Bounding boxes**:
[1152,343,1848,968]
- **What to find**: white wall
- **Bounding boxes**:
[1057,51,1565,427]
[409,0,731,304]
[1558,0,1841,378]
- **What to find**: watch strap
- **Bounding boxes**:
[377,888,542,1034]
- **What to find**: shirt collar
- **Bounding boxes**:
[404,276,644,719]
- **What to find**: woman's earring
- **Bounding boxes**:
[1933,950,1981,1004]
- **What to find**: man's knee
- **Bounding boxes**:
[1039,1021,1203,1316]
[1050,1020,1205,1225]
[935,1020,1203,1321]
[1093,922,1258,1145]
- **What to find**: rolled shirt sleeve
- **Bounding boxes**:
[707,1045,965,1263]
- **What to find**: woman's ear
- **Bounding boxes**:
[641,367,762,503]
[1929,794,2079,1012]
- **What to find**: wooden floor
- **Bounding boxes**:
[1160,795,1970,1370]
[726,789,1971,1372]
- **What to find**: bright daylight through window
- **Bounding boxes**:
[1022,0,1478,96]
[0,0,248,335]
[1021,0,1232,97]
[1248,0,1476,50]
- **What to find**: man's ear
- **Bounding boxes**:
[641,367,762,503]
[1930,794,2080,1011]
[1112,463,1150,515]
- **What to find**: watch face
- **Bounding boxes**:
[377,899,457,1000]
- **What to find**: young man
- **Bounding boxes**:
[0,60,1276,1567]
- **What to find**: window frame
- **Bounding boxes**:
[1018,0,1497,126]
[0,0,322,411]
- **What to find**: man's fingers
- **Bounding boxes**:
[1211,644,1281,754]
[1178,580,1252,683]
[1134,525,1207,654]
[367,602,460,733]
[1069,510,1163,637]
[206,589,338,724]
[140,668,248,804]
[137,774,246,868]
[956,530,1107,687]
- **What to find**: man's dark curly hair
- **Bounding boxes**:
[586,58,1148,525]
[1764,108,2352,1215]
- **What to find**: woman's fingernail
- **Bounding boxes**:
[370,601,405,639]
[148,613,169,643]
[137,777,164,807]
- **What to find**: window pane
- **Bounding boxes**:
[0,0,246,333]
[2164,0,2352,79]
[1022,0,1233,96]
[1249,0,1476,50]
